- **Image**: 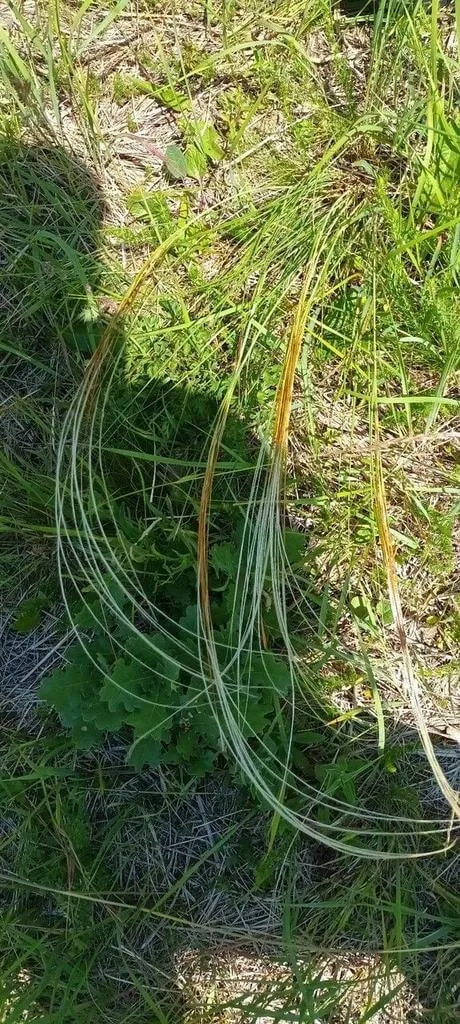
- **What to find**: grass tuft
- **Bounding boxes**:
[0,0,459,1020]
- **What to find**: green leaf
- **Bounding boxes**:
[100,671,143,714]
[179,604,199,634]
[211,542,239,578]
[126,700,175,746]
[185,698,221,748]
[188,748,218,777]
[240,697,273,737]
[73,599,103,630]
[127,735,162,769]
[376,598,394,625]
[152,84,190,112]
[293,730,324,746]
[249,652,292,697]
[185,144,207,180]
[99,655,148,712]
[283,529,306,566]
[350,594,376,627]
[127,190,174,232]
[13,595,48,633]
[174,728,200,760]
[74,0,129,57]
[200,124,224,161]
[73,577,128,630]
[129,634,182,688]
[164,144,189,180]
[82,698,126,731]
[39,653,96,727]
[70,722,103,749]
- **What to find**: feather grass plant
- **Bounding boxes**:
[1,0,459,1019]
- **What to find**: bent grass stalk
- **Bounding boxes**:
[53,128,457,856]
[195,202,456,855]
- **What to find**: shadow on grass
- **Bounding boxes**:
[0,141,105,353]
[0,141,109,611]
[0,138,274,1024]
[338,0,379,17]
[0,142,457,1024]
